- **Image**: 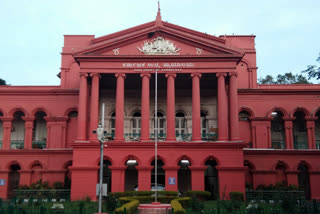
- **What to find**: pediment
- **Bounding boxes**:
[74,21,243,57]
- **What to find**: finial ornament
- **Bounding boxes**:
[155,0,162,26]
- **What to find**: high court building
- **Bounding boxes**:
[0,11,320,200]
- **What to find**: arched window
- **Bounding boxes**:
[175,112,186,140]
[32,111,47,149]
[316,111,320,149]
[66,111,78,148]
[201,111,208,138]
[239,111,252,147]
[131,112,141,135]
[11,111,25,149]
[153,112,165,138]
[110,112,116,135]
[293,111,307,149]
[271,111,285,149]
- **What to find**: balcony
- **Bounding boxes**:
[294,141,308,149]
[32,141,46,149]
[10,141,24,149]
[272,141,286,149]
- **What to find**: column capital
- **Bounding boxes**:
[115,73,126,78]
[22,117,35,122]
[216,72,227,77]
[80,73,89,78]
[283,117,295,121]
[305,116,317,121]
[229,72,238,77]
[140,73,151,78]
[191,72,202,78]
[165,73,176,78]
[1,117,14,122]
[89,73,101,78]
[162,166,180,170]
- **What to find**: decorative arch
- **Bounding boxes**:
[312,106,320,117]
[175,109,187,116]
[290,107,311,117]
[9,107,29,117]
[64,107,78,117]
[121,155,141,166]
[32,107,50,117]
[202,155,220,166]
[295,160,312,171]
[266,106,289,118]
[95,155,113,166]
[151,110,166,117]
[130,109,141,116]
[239,59,252,69]
[272,160,290,171]
[148,155,166,166]
[239,106,256,117]
[6,160,23,170]
[175,155,194,166]
[0,108,7,117]
[67,59,77,69]
[29,160,45,170]
[63,160,73,170]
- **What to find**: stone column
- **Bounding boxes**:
[163,166,179,191]
[306,117,316,149]
[89,73,101,141]
[189,166,207,191]
[109,166,126,192]
[23,117,34,149]
[216,73,228,141]
[140,73,151,141]
[136,166,153,191]
[165,73,176,141]
[115,73,126,142]
[77,73,89,141]
[284,118,294,149]
[229,72,240,141]
[191,73,202,141]
[2,118,13,149]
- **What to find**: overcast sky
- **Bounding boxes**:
[0,0,319,85]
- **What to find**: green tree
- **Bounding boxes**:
[302,53,320,80]
[0,78,6,85]
[258,72,310,84]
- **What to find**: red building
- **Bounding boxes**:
[1,11,320,200]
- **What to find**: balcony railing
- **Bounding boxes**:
[294,141,308,149]
[201,133,217,141]
[10,141,24,149]
[32,141,46,149]
[272,141,286,149]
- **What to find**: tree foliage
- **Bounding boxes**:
[302,53,320,80]
[258,72,310,84]
[0,78,6,85]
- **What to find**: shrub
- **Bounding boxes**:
[185,191,211,200]
[115,199,139,214]
[191,196,204,211]
[158,191,179,197]
[176,197,191,208]
[171,199,185,214]
[105,195,118,211]
[229,191,244,201]
[53,182,64,189]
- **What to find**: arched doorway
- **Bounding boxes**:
[271,111,285,149]
[32,111,47,149]
[275,161,288,185]
[66,111,78,148]
[8,163,21,199]
[151,159,165,188]
[98,160,112,194]
[31,162,43,184]
[125,159,138,191]
[244,160,254,190]
[205,159,219,199]
[11,111,25,149]
[178,159,191,195]
[64,161,72,189]
[298,162,310,200]
[293,111,308,149]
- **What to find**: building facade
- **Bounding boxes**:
[1,12,320,200]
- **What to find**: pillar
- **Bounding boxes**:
[89,73,101,141]
[189,166,207,191]
[136,166,153,191]
[216,73,228,141]
[165,73,176,141]
[77,73,89,141]
[306,118,316,149]
[163,166,179,191]
[2,118,13,149]
[140,73,151,141]
[115,73,126,142]
[229,72,240,141]
[24,117,34,149]
[284,119,294,149]
[109,166,126,192]
[191,73,202,141]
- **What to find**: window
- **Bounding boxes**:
[175,112,186,138]
[154,112,165,138]
[110,112,115,135]
[132,112,141,135]
[201,111,208,136]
